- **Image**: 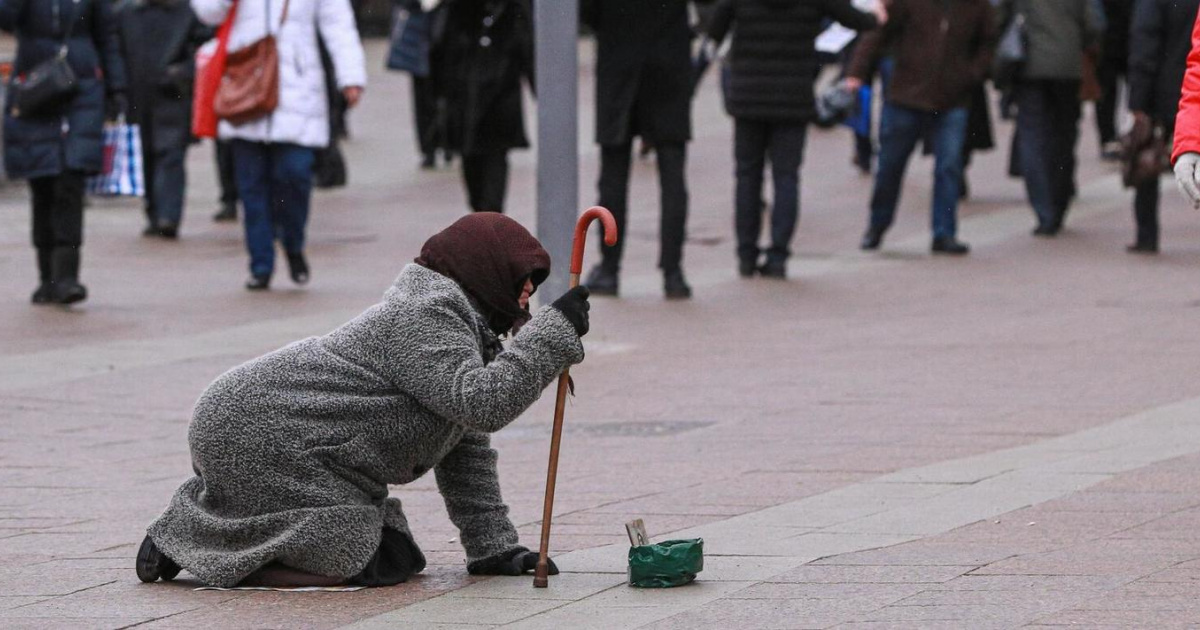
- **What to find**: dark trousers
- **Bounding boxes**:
[733,118,807,265]
[1095,60,1124,146]
[870,103,969,239]
[461,151,509,212]
[231,141,316,278]
[216,140,238,206]
[30,171,86,250]
[412,74,438,159]
[30,171,86,284]
[1132,122,1171,248]
[597,141,688,273]
[140,120,187,227]
[1015,80,1082,229]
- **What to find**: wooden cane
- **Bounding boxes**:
[534,206,618,588]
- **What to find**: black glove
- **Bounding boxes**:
[105,91,128,121]
[466,546,559,576]
[551,286,590,337]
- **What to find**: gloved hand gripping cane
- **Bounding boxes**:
[534,206,619,588]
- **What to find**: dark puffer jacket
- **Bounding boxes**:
[1127,0,1199,126]
[0,0,127,179]
[707,0,878,122]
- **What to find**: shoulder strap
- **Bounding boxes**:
[57,0,81,54]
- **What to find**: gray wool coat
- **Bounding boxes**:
[146,265,584,588]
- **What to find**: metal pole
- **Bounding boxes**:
[535,0,579,302]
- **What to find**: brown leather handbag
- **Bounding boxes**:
[213,0,290,125]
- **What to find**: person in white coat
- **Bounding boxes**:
[192,0,366,290]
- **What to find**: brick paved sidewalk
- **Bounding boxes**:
[3,41,1200,629]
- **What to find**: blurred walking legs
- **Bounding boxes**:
[734,119,806,275]
[461,152,509,213]
[1016,80,1082,235]
[231,141,315,286]
[29,171,88,304]
[214,141,238,222]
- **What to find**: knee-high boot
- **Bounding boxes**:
[31,248,53,304]
[51,246,87,304]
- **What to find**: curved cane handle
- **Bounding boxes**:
[570,206,619,277]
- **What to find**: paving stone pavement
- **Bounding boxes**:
[3,40,1200,629]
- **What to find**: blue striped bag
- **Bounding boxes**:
[87,120,145,197]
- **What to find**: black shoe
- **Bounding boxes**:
[50,248,87,304]
[287,252,310,285]
[245,274,271,291]
[738,259,758,278]
[584,265,619,297]
[31,284,53,305]
[136,535,181,583]
[861,227,885,251]
[157,223,179,239]
[664,269,692,299]
[1032,224,1059,238]
[1127,242,1159,254]
[931,237,970,255]
[420,154,436,170]
[758,261,786,279]
[213,204,238,223]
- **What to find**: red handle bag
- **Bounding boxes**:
[192,4,237,139]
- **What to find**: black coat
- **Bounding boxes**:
[584,0,692,145]
[118,0,210,152]
[1100,0,1132,66]
[0,0,127,179]
[435,0,533,156]
[1127,0,1199,126]
[707,0,877,122]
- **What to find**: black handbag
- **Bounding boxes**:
[11,1,80,118]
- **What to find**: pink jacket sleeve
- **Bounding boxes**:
[1173,7,1200,162]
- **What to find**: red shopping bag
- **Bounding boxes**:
[192,6,236,139]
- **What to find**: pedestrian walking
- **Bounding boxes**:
[997,0,1103,237]
[434,0,532,213]
[1123,0,1199,253]
[0,0,128,305]
[387,0,446,169]
[706,0,883,279]
[135,213,590,588]
[847,0,996,255]
[1096,0,1131,161]
[192,0,367,291]
[582,0,695,299]
[118,0,211,240]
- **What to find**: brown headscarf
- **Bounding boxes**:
[415,213,552,335]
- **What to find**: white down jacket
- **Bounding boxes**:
[192,0,366,148]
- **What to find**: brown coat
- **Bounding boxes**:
[848,0,997,112]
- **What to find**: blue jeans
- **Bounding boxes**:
[231,141,315,278]
[869,103,969,240]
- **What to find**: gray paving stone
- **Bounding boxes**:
[450,573,622,601]
[768,564,976,585]
[340,596,561,628]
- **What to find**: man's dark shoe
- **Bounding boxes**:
[157,222,179,240]
[584,265,619,297]
[213,204,238,223]
[136,535,181,583]
[738,259,757,278]
[931,237,970,255]
[420,154,436,170]
[287,252,310,285]
[245,274,271,291]
[1126,242,1159,254]
[860,227,885,251]
[758,261,786,279]
[663,269,692,299]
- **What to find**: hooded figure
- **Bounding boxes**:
[136,214,592,588]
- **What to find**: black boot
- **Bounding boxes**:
[931,237,970,255]
[861,227,885,251]
[213,203,238,222]
[31,249,53,304]
[584,264,619,297]
[50,247,87,304]
[663,268,692,300]
[136,535,181,583]
[287,252,310,285]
